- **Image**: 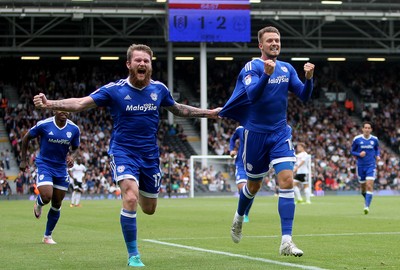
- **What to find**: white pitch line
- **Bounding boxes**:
[153,231,400,241]
[143,239,327,270]
[249,231,400,238]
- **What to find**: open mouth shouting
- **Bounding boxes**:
[137,67,147,78]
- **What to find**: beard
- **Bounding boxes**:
[266,51,279,60]
[129,68,152,88]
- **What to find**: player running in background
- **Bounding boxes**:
[33,44,221,267]
[19,111,80,244]
[68,157,87,207]
[293,143,312,204]
[229,125,253,223]
[219,26,315,257]
[351,121,380,215]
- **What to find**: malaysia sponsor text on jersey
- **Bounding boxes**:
[126,103,158,112]
[360,145,374,149]
[48,138,70,145]
[268,75,289,84]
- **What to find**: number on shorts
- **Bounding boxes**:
[286,138,294,151]
[153,173,162,187]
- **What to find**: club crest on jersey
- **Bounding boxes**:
[150,93,158,101]
[281,66,288,73]
[117,165,125,173]
[66,132,72,138]
[244,75,252,85]
[370,141,374,145]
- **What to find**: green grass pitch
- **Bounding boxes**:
[1,195,399,269]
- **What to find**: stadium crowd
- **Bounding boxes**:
[1,60,399,196]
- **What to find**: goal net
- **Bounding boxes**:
[189,154,314,198]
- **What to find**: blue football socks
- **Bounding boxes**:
[237,185,255,216]
[120,209,139,257]
[278,189,295,236]
[365,191,373,207]
[45,206,60,236]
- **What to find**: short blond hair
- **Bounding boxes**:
[258,26,280,43]
[127,44,153,61]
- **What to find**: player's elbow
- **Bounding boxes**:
[73,101,90,112]
[72,97,96,112]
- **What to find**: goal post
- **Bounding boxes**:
[306,154,313,195]
[189,155,233,198]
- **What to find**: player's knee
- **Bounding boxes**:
[248,185,261,195]
[247,181,262,194]
[278,172,294,189]
[40,194,52,204]
[141,205,156,215]
[123,192,139,207]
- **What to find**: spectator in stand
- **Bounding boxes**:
[1,179,12,196]
[345,97,354,116]
[14,171,25,195]
[314,177,324,196]
[0,96,8,117]
[1,149,11,170]
[0,167,7,181]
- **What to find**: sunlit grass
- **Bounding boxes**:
[1,195,399,269]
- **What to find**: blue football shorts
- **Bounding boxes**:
[110,154,162,198]
[35,164,70,191]
[357,166,376,182]
[243,125,296,180]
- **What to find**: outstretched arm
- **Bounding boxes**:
[33,93,97,112]
[165,102,221,119]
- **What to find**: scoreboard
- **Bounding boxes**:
[168,0,251,42]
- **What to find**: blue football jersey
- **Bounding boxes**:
[243,58,313,132]
[351,135,380,167]
[29,116,80,169]
[220,58,313,132]
[90,78,175,157]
